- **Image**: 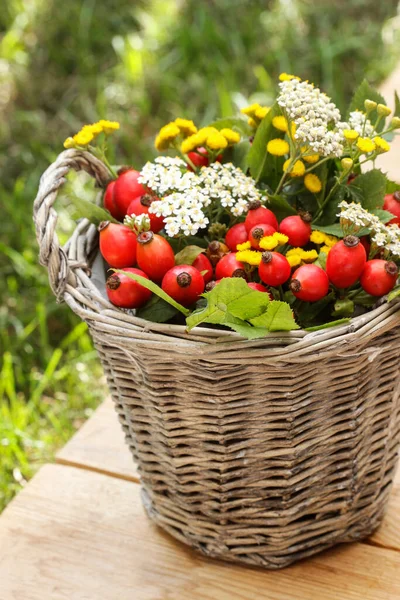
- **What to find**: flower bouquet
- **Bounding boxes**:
[34,74,400,568]
[63,74,400,335]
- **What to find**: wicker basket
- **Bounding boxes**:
[34,149,400,569]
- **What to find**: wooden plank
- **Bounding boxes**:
[1,464,400,600]
[56,398,138,482]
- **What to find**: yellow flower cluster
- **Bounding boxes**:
[272,116,288,132]
[63,120,120,148]
[155,118,198,151]
[310,230,338,249]
[241,103,270,128]
[259,232,289,250]
[236,241,251,251]
[343,129,359,142]
[301,147,319,163]
[286,248,318,267]
[267,138,289,156]
[283,159,305,177]
[279,73,301,82]
[236,250,262,266]
[304,173,322,193]
[356,137,376,154]
[374,136,390,153]
[181,127,240,154]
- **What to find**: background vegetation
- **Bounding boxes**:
[1,0,399,511]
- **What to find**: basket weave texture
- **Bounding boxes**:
[34,150,400,569]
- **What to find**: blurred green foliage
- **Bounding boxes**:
[1,0,399,510]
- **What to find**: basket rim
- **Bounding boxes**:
[34,149,400,351]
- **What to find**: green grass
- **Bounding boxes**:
[0,0,399,511]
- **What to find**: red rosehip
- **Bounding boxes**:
[106,268,152,308]
[360,236,371,257]
[126,193,165,233]
[113,169,148,217]
[383,191,400,225]
[289,264,329,302]
[192,253,213,283]
[136,231,175,282]
[279,214,312,247]
[245,202,278,233]
[248,223,276,249]
[162,265,205,306]
[98,221,137,268]
[103,180,122,220]
[187,148,209,170]
[360,260,398,296]
[215,253,247,280]
[225,223,248,251]
[326,235,366,288]
[247,282,273,299]
[258,252,291,286]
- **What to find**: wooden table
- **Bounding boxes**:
[1,398,400,599]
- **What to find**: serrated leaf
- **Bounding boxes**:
[312,223,344,237]
[386,179,400,194]
[186,278,270,330]
[249,301,300,331]
[247,103,282,183]
[223,313,269,339]
[175,245,205,265]
[136,295,179,323]
[348,80,387,132]
[208,117,253,136]
[114,270,189,315]
[350,169,386,210]
[70,195,118,224]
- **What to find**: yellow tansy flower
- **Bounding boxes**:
[286,248,303,257]
[320,245,331,254]
[63,137,75,149]
[82,122,103,138]
[310,231,326,245]
[174,118,197,137]
[220,128,241,144]
[343,129,359,142]
[273,232,289,245]
[324,235,338,248]
[287,255,302,267]
[259,232,288,251]
[267,138,289,156]
[300,249,318,263]
[272,116,288,132]
[279,73,300,82]
[196,127,219,145]
[236,250,262,266]
[374,136,390,153]
[304,173,322,193]
[73,130,94,146]
[155,122,181,150]
[255,106,270,120]
[236,241,251,251]
[283,159,305,177]
[99,120,120,134]
[357,137,376,154]
[206,131,228,151]
[241,103,260,117]
[181,133,202,154]
[302,153,319,164]
[248,117,257,128]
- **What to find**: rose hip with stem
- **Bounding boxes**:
[360,260,398,296]
[136,231,175,282]
[225,223,248,251]
[249,223,276,250]
[215,253,247,280]
[126,193,165,233]
[113,168,148,217]
[98,221,137,268]
[326,235,366,288]
[244,200,278,232]
[106,268,152,308]
[258,252,291,286]
[383,191,400,225]
[192,253,213,283]
[289,264,329,302]
[279,213,312,247]
[162,265,205,307]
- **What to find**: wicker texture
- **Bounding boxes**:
[34,150,400,569]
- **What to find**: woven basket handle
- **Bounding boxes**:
[33,149,110,300]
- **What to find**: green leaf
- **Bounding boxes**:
[70,195,118,224]
[395,91,400,118]
[349,169,386,210]
[295,292,335,326]
[174,245,205,265]
[208,117,253,136]
[186,278,270,330]
[136,295,179,323]
[386,179,400,194]
[332,298,355,317]
[387,286,400,303]
[222,313,269,339]
[348,80,387,132]
[312,223,344,237]
[114,270,190,315]
[230,139,252,172]
[267,194,297,221]
[249,301,300,331]
[247,103,282,183]
[371,209,396,224]
[305,318,350,332]
[167,235,208,252]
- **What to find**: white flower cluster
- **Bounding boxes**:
[347,111,375,137]
[138,158,262,237]
[278,78,344,157]
[337,201,400,258]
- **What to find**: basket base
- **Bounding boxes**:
[140,485,386,569]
